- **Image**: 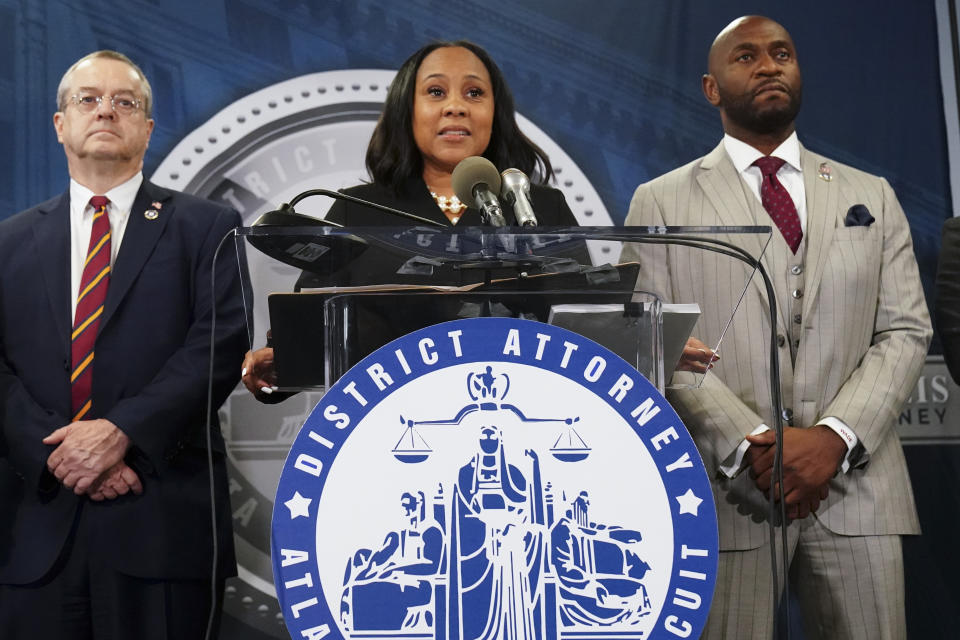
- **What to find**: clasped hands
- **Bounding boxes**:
[43,418,142,501]
[678,337,845,520]
[742,425,847,521]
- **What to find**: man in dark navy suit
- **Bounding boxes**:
[0,50,247,639]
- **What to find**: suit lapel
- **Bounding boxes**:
[799,146,848,321]
[32,192,72,352]
[101,182,173,330]
[696,143,777,321]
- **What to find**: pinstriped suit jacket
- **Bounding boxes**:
[622,141,931,551]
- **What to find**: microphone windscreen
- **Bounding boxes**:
[451,156,502,204]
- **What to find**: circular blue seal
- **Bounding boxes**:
[272,316,717,639]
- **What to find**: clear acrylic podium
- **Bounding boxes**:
[235,224,773,394]
[223,221,773,636]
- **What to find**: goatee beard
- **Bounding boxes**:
[721,87,802,135]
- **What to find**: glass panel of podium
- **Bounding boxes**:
[235,224,773,394]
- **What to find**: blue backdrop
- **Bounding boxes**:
[1,1,949,302]
[3,2,955,638]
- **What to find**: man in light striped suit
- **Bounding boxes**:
[623,15,931,640]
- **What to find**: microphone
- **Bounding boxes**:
[499,168,538,227]
[451,156,507,227]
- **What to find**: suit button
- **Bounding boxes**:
[791,264,803,275]
[792,289,803,299]
[793,314,802,324]
[782,408,794,422]
[777,334,786,347]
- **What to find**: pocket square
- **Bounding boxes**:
[845,204,875,227]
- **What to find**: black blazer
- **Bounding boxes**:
[325,177,579,227]
[937,216,960,383]
[282,177,592,373]
[0,181,247,584]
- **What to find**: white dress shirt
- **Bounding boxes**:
[716,134,861,476]
[69,173,142,320]
[723,131,807,232]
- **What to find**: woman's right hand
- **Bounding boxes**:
[241,347,283,402]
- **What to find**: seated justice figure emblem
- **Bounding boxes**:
[340,490,445,631]
[550,491,653,625]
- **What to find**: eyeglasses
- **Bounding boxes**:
[68,93,144,116]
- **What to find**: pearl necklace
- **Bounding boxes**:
[430,190,467,223]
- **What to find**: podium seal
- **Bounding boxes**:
[272,317,717,639]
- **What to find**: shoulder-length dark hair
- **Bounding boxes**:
[366,40,555,193]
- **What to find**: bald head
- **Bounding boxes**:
[702,15,802,151]
[708,16,794,76]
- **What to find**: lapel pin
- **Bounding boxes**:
[151,201,163,209]
[818,162,833,182]
[144,209,159,220]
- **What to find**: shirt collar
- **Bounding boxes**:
[723,131,801,174]
[70,172,144,215]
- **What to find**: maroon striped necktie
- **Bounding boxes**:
[71,195,111,421]
[753,156,803,254]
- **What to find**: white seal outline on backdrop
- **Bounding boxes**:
[272,316,717,640]
[154,69,614,245]
[151,69,619,636]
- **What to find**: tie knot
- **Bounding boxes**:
[753,156,786,176]
[89,195,110,211]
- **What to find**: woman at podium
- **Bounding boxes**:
[322,39,577,229]
[242,40,584,398]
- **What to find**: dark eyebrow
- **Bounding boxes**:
[421,73,488,83]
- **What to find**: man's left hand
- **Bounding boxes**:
[88,461,143,501]
[746,425,848,511]
[43,419,131,495]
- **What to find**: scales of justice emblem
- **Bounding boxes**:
[352,365,649,638]
[271,318,717,640]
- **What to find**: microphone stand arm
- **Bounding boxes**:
[284,188,446,228]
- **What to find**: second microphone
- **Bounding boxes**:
[451,156,539,227]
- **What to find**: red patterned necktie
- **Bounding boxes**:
[71,195,112,421]
[753,156,802,254]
